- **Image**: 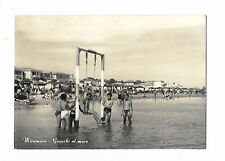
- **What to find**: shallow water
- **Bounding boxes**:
[14,97,206,149]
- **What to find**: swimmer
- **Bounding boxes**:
[121,93,133,125]
[55,93,72,129]
[101,92,114,123]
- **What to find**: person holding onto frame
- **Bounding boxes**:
[121,93,133,125]
[69,90,85,127]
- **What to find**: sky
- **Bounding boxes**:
[15,16,206,88]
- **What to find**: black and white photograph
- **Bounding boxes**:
[14,15,206,149]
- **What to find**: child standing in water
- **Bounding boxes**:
[101,92,114,123]
[83,88,93,113]
[69,91,84,128]
[55,93,71,129]
[122,93,133,125]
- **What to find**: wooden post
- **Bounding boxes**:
[100,55,105,119]
[75,47,80,128]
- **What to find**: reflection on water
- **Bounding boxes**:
[103,123,113,142]
[14,97,206,149]
[121,124,133,146]
[122,124,133,137]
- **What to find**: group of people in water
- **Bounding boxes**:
[54,88,133,130]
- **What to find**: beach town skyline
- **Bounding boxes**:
[15,16,206,88]
[14,66,203,89]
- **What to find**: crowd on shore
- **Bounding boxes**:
[14,80,135,128]
[14,79,206,104]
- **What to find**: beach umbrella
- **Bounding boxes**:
[38,80,47,85]
[21,79,32,85]
[32,77,40,81]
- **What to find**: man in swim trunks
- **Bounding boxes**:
[55,93,72,129]
[122,93,133,125]
[101,92,114,123]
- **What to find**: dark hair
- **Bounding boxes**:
[107,92,112,97]
[60,93,67,101]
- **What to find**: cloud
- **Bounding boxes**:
[15,16,206,87]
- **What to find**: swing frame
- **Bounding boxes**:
[74,47,105,128]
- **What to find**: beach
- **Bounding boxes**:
[14,96,206,149]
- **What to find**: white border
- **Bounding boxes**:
[1,0,225,161]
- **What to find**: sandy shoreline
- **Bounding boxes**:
[14,93,205,107]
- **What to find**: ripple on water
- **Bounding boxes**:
[14,97,206,149]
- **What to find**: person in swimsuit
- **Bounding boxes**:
[122,93,133,125]
[101,92,114,123]
[55,93,71,129]
[83,88,93,113]
[68,91,84,128]
[69,103,76,128]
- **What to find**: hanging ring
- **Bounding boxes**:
[94,54,96,66]
[86,52,88,64]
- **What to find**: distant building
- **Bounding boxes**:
[24,70,33,80]
[31,69,42,79]
[140,80,164,89]
[14,67,41,80]
[14,67,25,80]
[153,81,164,88]
[14,67,72,82]
[52,72,70,82]
[41,71,52,80]
[123,80,136,86]
[164,82,182,88]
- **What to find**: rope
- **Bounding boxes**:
[85,52,88,78]
[94,54,96,79]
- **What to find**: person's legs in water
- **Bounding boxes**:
[106,112,111,123]
[128,115,132,124]
[69,113,75,128]
[101,111,106,121]
[123,110,131,124]
[56,115,61,128]
[65,114,70,130]
[55,110,61,128]
[128,111,132,124]
[61,119,66,129]
[123,112,127,124]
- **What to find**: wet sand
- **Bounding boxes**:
[14,97,206,149]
